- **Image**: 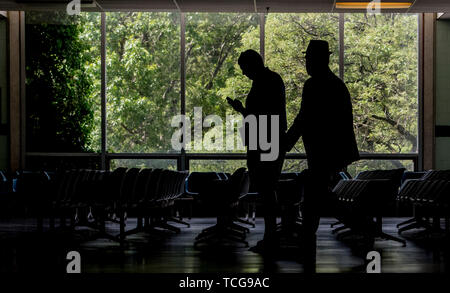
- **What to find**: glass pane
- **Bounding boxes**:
[282,159,308,172]
[110,159,177,170]
[185,13,259,153]
[25,11,101,152]
[347,159,414,178]
[266,13,339,153]
[189,159,246,173]
[345,13,418,154]
[106,12,180,153]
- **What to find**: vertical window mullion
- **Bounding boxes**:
[101,12,107,170]
[339,13,344,81]
[260,12,265,62]
[180,12,186,171]
[417,13,424,171]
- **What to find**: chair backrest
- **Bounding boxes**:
[228,168,248,199]
[437,181,450,204]
[216,172,228,180]
[52,170,71,203]
[0,171,7,182]
[76,169,101,203]
[71,169,90,203]
[167,170,189,200]
[65,170,84,202]
[279,172,298,181]
[355,168,406,200]
[15,170,51,205]
[240,171,250,198]
[277,171,306,202]
[155,169,172,201]
[333,179,371,200]
[132,168,152,203]
[421,170,450,181]
[333,167,401,208]
[92,170,109,202]
[107,167,128,201]
[355,168,405,187]
[425,180,449,201]
[145,168,163,202]
[185,172,220,194]
[120,168,141,203]
[339,170,352,180]
[401,171,427,184]
[177,171,189,196]
[399,178,450,203]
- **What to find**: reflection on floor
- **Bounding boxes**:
[0,217,449,273]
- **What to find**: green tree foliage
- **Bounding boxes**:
[224,13,340,156]
[27,12,418,173]
[345,14,418,154]
[26,11,94,152]
[184,13,259,172]
[185,13,259,118]
[266,14,340,129]
[78,12,101,152]
[105,12,180,153]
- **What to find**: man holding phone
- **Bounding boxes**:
[227,49,287,254]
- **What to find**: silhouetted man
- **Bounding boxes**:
[285,40,359,258]
[227,49,287,253]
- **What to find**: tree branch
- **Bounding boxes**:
[371,113,417,151]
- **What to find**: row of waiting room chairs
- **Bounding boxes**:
[1,168,295,247]
[331,169,450,246]
[396,170,450,233]
[1,168,255,247]
[4,168,189,243]
[4,167,450,249]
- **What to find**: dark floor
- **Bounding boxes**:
[0,217,449,273]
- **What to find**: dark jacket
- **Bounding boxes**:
[286,69,359,171]
[242,67,287,159]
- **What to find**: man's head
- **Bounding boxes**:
[304,40,332,77]
[238,49,264,80]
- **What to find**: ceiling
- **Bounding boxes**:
[0,0,450,13]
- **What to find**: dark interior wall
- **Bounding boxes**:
[435,19,450,170]
[0,16,8,170]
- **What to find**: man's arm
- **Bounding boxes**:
[284,81,309,152]
[285,106,304,152]
[226,97,248,116]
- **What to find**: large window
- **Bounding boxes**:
[106,12,180,153]
[266,13,339,157]
[347,159,414,177]
[185,13,259,153]
[110,159,177,170]
[190,160,247,173]
[25,11,101,153]
[25,12,420,173]
[345,14,418,154]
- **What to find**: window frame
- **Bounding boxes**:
[23,11,422,172]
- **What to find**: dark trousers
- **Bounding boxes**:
[247,151,285,239]
[302,167,341,246]
[299,167,341,272]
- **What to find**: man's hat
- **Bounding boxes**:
[303,40,333,56]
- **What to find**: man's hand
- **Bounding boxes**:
[226,97,245,114]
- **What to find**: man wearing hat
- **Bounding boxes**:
[285,40,359,261]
